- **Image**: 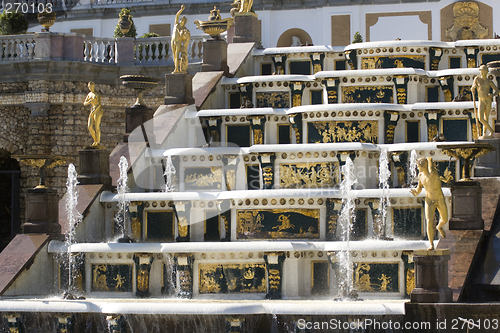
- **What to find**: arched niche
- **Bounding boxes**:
[276,29,313,47]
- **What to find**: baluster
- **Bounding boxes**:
[166,39,171,63]
[9,39,15,61]
[147,42,153,63]
[153,41,159,63]
[100,41,106,63]
[84,41,90,61]
[0,41,5,61]
[93,41,99,62]
[197,40,203,61]
[190,40,196,62]
[134,41,140,64]
[142,41,147,62]
[109,41,115,64]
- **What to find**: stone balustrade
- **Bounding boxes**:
[0,32,207,66]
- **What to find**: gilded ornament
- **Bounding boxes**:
[471,65,498,138]
[410,157,448,250]
[171,5,190,74]
[445,2,488,41]
[406,268,415,295]
[194,6,234,40]
[81,81,105,148]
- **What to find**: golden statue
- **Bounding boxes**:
[471,65,499,138]
[240,0,253,13]
[171,5,190,74]
[231,0,253,14]
[83,81,104,148]
[410,157,448,250]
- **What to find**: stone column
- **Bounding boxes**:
[77,148,112,186]
[115,37,135,65]
[232,13,261,46]
[473,138,500,177]
[124,105,154,143]
[410,249,452,303]
[202,39,229,74]
[164,73,195,105]
[23,187,60,235]
[449,181,483,230]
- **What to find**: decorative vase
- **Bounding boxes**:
[37,11,56,32]
[119,15,132,35]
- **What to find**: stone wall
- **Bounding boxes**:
[0,75,166,223]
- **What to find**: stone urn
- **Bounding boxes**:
[37,10,56,32]
[120,75,160,108]
[194,7,234,40]
[118,14,132,35]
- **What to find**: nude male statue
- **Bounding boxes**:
[410,157,448,250]
[471,64,499,138]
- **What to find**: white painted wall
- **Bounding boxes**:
[27,0,500,47]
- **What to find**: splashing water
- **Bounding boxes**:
[337,156,358,299]
[65,163,82,296]
[115,156,131,240]
[409,150,418,185]
[378,149,390,239]
[164,155,176,192]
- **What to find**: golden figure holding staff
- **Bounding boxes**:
[471,65,499,138]
[171,5,190,74]
[410,157,448,251]
[83,81,104,148]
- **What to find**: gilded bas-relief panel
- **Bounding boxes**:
[308,121,378,144]
[237,209,320,239]
[199,263,266,294]
[342,86,394,103]
[256,92,290,108]
[353,262,399,292]
[184,167,222,190]
[91,264,133,292]
[279,162,339,188]
[361,55,426,70]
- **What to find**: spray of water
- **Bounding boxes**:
[164,155,176,192]
[115,156,131,240]
[337,156,358,299]
[65,163,82,297]
[409,150,418,185]
[378,149,390,239]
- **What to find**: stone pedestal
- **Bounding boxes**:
[410,249,452,303]
[449,181,483,230]
[474,138,500,177]
[23,188,60,235]
[164,73,195,105]
[202,39,229,74]
[232,13,262,46]
[124,105,154,143]
[77,148,112,186]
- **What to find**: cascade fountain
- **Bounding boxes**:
[336,156,358,300]
[378,149,390,240]
[116,156,132,243]
[3,33,500,332]
[409,149,418,186]
[164,155,176,193]
[63,163,83,299]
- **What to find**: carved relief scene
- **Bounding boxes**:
[308,121,378,143]
[237,209,320,239]
[199,263,267,294]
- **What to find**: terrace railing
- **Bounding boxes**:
[0,32,208,66]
